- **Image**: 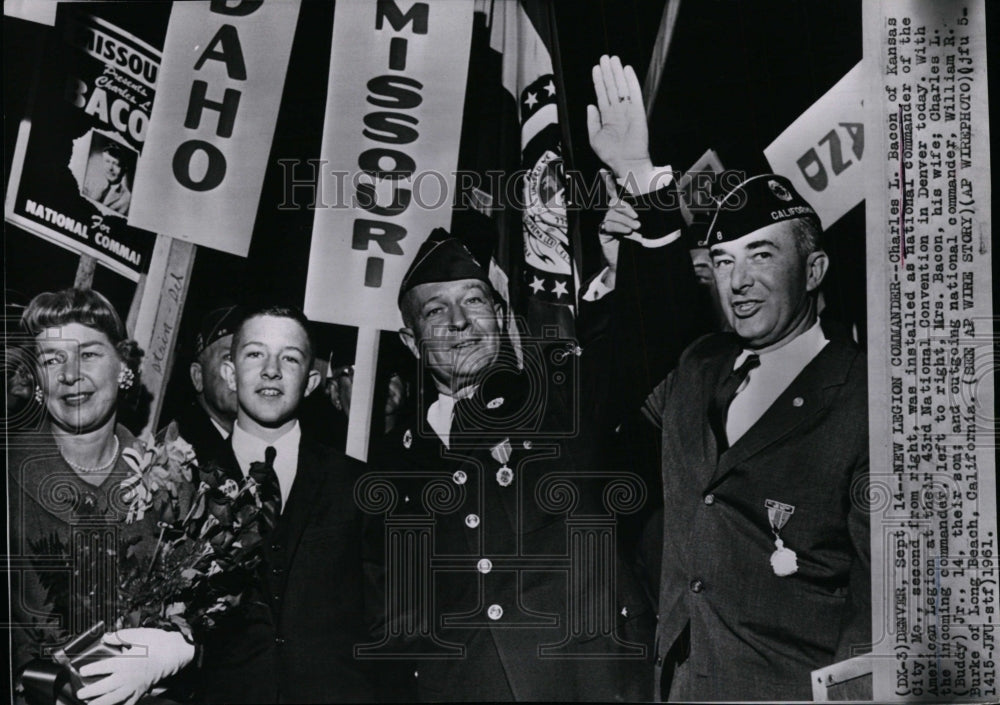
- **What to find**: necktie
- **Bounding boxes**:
[709,353,760,452]
[250,446,281,535]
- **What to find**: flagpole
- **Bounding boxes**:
[545,0,585,303]
[643,0,683,119]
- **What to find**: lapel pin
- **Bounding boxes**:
[403,429,412,449]
[792,397,804,407]
[487,397,505,409]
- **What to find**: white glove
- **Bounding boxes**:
[76,628,196,705]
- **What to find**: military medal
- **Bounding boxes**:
[765,499,798,576]
[491,438,514,486]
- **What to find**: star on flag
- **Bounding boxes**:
[552,280,569,298]
[524,91,538,108]
[529,276,546,294]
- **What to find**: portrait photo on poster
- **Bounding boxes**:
[72,129,136,219]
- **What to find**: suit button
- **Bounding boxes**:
[487,604,503,620]
[703,493,715,505]
[271,544,282,552]
[273,593,281,601]
[275,637,285,645]
[477,558,493,574]
[465,513,480,528]
[271,567,283,575]
[690,579,704,593]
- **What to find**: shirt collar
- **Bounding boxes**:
[734,318,828,369]
[209,417,229,438]
[426,386,477,448]
[231,420,301,475]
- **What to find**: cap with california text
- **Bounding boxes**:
[700,174,821,246]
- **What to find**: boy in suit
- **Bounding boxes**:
[199,306,379,703]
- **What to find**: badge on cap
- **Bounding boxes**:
[765,499,797,576]
[768,179,793,202]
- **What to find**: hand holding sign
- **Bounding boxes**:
[587,55,654,184]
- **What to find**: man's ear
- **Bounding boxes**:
[399,328,420,359]
[805,250,829,293]
[189,362,204,394]
[221,359,237,392]
[304,368,322,397]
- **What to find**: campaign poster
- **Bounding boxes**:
[4,5,160,280]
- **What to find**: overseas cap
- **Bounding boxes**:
[701,174,821,247]
[194,304,245,357]
[398,228,491,304]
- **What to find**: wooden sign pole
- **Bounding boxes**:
[73,254,97,289]
[345,326,379,461]
[129,234,196,440]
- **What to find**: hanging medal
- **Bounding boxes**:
[490,438,514,487]
[765,499,798,576]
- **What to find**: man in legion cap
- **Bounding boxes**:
[643,172,871,700]
[167,304,245,461]
[361,222,659,701]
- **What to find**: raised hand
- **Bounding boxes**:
[586,55,652,181]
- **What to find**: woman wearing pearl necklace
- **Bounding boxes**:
[9,288,194,705]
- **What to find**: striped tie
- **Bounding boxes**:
[250,445,281,535]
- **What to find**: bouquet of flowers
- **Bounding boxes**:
[115,422,269,641]
[20,424,271,705]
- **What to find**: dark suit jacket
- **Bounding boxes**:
[647,330,870,701]
[171,402,229,467]
[198,437,379,704]
[367,347,656,702]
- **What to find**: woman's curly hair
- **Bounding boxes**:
[21,288,144,402]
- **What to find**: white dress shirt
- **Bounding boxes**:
[726,320,828,444]
[231,420,301,508]
[426,386,478,448]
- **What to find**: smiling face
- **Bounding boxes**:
[709,221,828,351]
[222,314,320,437]
[35,322,123,433]
[102,152,123,184]
[399,278,503,395]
